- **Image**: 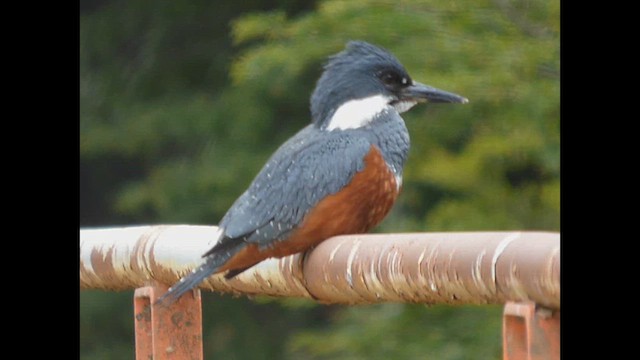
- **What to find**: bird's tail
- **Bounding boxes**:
[154,250,236,307]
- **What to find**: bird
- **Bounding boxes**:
[157,40,468,305]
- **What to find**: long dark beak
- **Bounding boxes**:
[403,81,468,104]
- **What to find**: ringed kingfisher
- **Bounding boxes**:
[158,40,468,305]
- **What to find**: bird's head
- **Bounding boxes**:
[310,41,468,131]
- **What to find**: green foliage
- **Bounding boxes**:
[80,292,135,359]
[81,0,559,358]
[288,304,503,360]
[225,0,560,233]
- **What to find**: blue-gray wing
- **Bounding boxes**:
[216,125,372,249]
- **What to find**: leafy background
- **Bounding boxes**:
[80,0,559,358]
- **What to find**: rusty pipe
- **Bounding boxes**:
[80,225,559,309]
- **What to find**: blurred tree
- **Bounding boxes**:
[288,304,503,359]
[80,0,559,359]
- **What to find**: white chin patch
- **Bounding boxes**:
[326,95,392,131]
[393,100,418,114]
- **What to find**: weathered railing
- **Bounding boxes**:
[80,225,560,359]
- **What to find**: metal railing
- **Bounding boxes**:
[80,225,560,359]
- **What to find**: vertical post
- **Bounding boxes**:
[134,281,203,360]
[503,301,560,360]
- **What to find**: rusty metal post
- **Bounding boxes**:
[134,281,203,360]
[503,301,560,360]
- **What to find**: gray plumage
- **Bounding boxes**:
[218,120,408,250]
[311,41,412,128]
[157,122,408,305]
[156,40,466,306]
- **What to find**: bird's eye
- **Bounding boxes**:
[378,70,409,88]
[380,71,399,85]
